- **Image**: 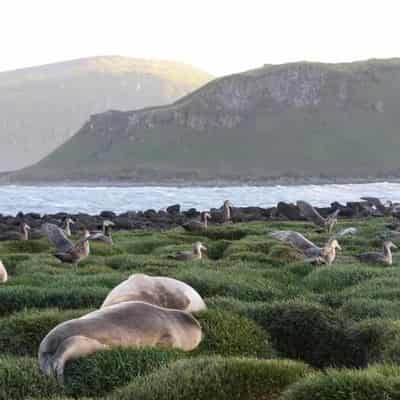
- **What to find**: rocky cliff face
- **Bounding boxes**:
[84,60,387,134]
[9,59,400,183]
[0,56,212,172]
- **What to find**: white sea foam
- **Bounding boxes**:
[0,182,399,215]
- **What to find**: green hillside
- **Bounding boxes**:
[9,59,400,183]
[0,56,212,172]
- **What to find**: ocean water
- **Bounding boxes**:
[0,182,399,215]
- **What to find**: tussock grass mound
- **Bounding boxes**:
[251,300,400,368]
[0,254,30,275]
[64,348,185,397]
[302,265,383,293]
[0,356,60,400]
[177,269,283,301]
[282,367,400,400]
[252,300,349,368]
[268,244,303,263]
[105,254,178,271]
[339,298,400,320]
[122,238,177,255]
[225,251,271,263]
[195,309,272,357]
[2,240,51,254]
[206,240,231,260]
[223,236,273,258]
[0,309,89,356]
[203,226,248,240]
[340,275,400,301]
[110,357,310,400]
[0,287,107,315]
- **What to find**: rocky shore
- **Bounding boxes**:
[0,199,389,236]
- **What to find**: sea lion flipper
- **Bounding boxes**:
[52,335,108,383]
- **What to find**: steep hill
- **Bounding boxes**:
[9,59,400,183]
[0,56,212,171]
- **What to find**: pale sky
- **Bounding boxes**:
[1,0,400,76]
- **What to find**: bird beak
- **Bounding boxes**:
[26,225,31,230]
[201,245,207,251]
[337,244,342,250]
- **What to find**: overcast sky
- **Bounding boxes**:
[2,0,400,76]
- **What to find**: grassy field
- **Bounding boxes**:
[1,217,400,399]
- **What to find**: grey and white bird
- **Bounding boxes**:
[270,230,342,265]
[42,223,112,265]
[173,242,207,261]
[358,241,397,265]
[183,212,211,233]
[297,201,340,233]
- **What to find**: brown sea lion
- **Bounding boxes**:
[38,301,202,382]
[101,274,207,312]
[0,260,8,283]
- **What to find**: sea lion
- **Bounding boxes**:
[0,260,8,283]
[101,274,207,312]
[38,301,202,382]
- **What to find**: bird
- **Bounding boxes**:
[297,200,340,233]
[357,241,397,265]
[62,217,75,237]
[0,260,8,283]
[270,230,342,265]
[222,200,233,223]
[183,212,211,233]
[42,223,112,265]
[360,197,388,216]
[90,220,116,243]
[173,242,207,261]
[0,222,31,241]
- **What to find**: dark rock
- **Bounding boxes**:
[25,212,41,220]
[100,211,116,219]
[167,204,181,215]
[144,209,158,219]
[184,208,199,218]
[277,202,303,220]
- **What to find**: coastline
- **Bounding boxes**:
[1,176,400,188]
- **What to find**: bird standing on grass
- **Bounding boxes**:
[0,221,31,241]
[358,241,397,265]
[173,242,207,261]
[270,230,342,265]
[42,223,112,265]
[183,212,211,233]
[297,200,340,234]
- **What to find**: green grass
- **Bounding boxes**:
[0,217,399,398]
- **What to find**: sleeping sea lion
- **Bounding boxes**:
[101,273,206,312]
[38,301,202,382]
